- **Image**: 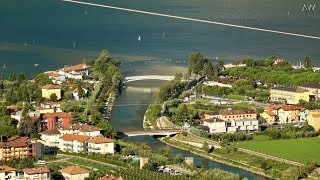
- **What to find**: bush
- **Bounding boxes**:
[181,131,187,136]
[260,161,270,170]
[190,127,208,138]
[304,131,318,138]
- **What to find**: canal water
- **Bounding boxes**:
[111,80,260,179]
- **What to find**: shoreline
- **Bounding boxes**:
[159,137,272,179]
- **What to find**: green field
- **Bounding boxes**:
[238,136,320,164]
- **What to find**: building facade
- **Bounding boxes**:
[41,85,61,100]
[261,105,308,124]
[307,110,320,131]
[87,137,115,154]
[59,134,91,153]
[0,166,16,180]
[60,166,90,180]
[204,109,257,121]
[22,167,50,180]
[270,87,309,104]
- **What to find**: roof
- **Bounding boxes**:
[48,72,60,77]
[23,167,49,175]
[264,105,282,111]
[87,137,115,144]
[271,86,308,93]
[205,109,256,116]
[59,134,91,142]
[265,105,305,111]
[41,84,61,89]
[99,175,122,180]
[40,129,61,135]
[299,83,320,89]
[58,64,88,72]
[59,166,90,175]
[62,123,102,132]
[203,118,226,123]
[0,166,16,172]
[0,136,35,148]
[42,112,72,119]
[265,111,277,116]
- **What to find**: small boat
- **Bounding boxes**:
[73,42,76,48]
[84,10,88,15]
[3,64,5,69]
[24,41,27,46]
[34,64,39,67]
[138,36,142,42]
[288,11,290,15]
[162,32,166,38]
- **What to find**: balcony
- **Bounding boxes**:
[89,146,101,150]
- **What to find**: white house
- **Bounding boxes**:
[231,119,259,131]
[202,118,258,134]
[39,129,61,148]
[87,137,115,154]
[59,123,102,137]
[60,166,90,180]
[22,167,50,180]
[0,166,16,180]
[59,134,91,153]
[72,87,88,100]
[57,64,91,80]
[202,118,228,133]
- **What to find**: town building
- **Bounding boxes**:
[87,137,115,154]
[307,110,320,131]
[202,118,258,133]
[47,71,66,84]
[59,123,102,137]
[0,166,16,179]
[41,84,62,100]
[59,134,91,153]
[40,101,62,112]
[298,83,320,101]
[41,112,72,131]
[22,167,50,180]
[204,109,257,121]
[39,129,61,148]
[72,87,88,100]
[270,87,309,104]
[0,136,41,161]
[57,64,91,80]
[261,105,308,124]
[60,166,90,180]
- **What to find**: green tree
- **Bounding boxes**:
[50,93,58,102]
[304,56,313,70]
[18,117,37,137]
[77,83,85,99]
[202,141,210,153]
[97,121,114,138]
[189,52,205,75]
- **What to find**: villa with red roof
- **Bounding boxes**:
[59,134,91,153]
[41,84,61,100]
[57,64,91,80]
[22,167,50,180]
[87,137,115,154]
[60,166,90,180]
[261,105,308,124]
[41,112,72,131]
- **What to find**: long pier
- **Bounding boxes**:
[62,0,320,40]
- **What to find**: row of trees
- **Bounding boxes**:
[264,125,318,140]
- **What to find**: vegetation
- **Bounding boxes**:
[237,136,320,164]
[0,157,35,172]
[263,125,318,140]
[145,104,161,125]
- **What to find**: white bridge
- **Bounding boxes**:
[124,75,175,83]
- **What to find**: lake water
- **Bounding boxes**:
[1,0,320,76]
[111,80,261,179]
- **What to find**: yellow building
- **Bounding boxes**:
[41,84,61,100]
[307,110,320,131]
[270,87,309,104]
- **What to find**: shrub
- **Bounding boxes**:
[261,162,268,170]
[304,131,318,138]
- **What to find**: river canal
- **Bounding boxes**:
[111,80,260,179]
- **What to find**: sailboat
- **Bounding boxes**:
[24,41,27,46]
[3,64,5,69]
[34,64,39,67]
[138,36,142,42]
[73,42,76,48]
[288,11,290,16]
[84,10,88,15]
[162,32,166,38]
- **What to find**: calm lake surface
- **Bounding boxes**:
[1,0,320,75]
[111,80,261,179]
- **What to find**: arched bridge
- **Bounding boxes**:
[118,128,181,137]
[124,75,175,83]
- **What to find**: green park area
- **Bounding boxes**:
[238,136,320,164]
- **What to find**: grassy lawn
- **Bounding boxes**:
[237,136,320,164]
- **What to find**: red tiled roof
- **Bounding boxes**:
[48,72,59,77]
[265,111,277,116]
[59,134,91,142]
[42,112,72,119]
[87,137,115,144]
[58,64,88,72]
[0,166,16,172]
[281,105,305,111]
[41,84,61,89]
[62,123,102,132]
[59,166,90,175]
[23,167,49,175]
[264,106,282,111]
[205,109,256,116]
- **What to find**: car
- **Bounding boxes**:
[37,160,47,165]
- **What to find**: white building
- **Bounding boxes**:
[87,137,115,154]
[59,134,91,153]
[40,101,62,112]
[72,87,88,100]
[0,166,16,180]
[22,167,50,180]
[39,129,61,148]
[202,118,258,134]
[60,166,90,180]
[57,64,91,80]
[59,123,102,137]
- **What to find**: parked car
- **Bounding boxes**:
[37,160,47,165]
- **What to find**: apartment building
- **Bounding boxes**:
[270,87,309,104]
